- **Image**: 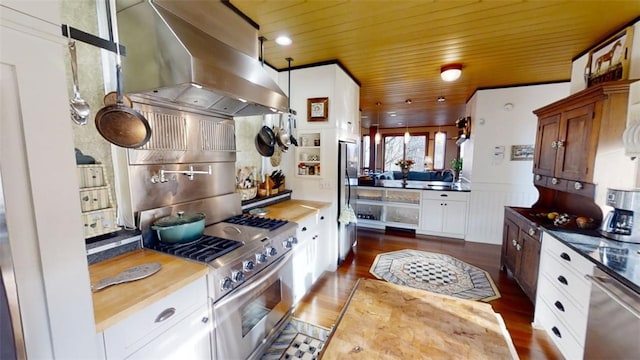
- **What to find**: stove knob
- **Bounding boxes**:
[256,253,267,263]
[221,277,233,291]
[243,260,255,271]
[283,239,292,249]
[290,236,298,245]
[266,246,277,257]
[231,270,244,283]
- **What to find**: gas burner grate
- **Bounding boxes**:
[152,235,242,263]
[225,214,288,231]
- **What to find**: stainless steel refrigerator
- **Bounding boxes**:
[338,140,359,264]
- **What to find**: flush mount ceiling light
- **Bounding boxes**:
[440,64,463,82]
[275,35,292,46]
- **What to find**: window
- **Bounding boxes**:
[434,131,446,169]
[383,133,428,171]
[362,135,370,170]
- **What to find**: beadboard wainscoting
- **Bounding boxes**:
[465,182,539,245]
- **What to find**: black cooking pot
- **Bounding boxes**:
[151,211,205,244]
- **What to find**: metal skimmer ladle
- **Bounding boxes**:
[68,37,90,125]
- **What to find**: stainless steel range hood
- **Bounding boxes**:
[117,0,288,117]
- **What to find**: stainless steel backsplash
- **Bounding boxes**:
[113,102,240,228]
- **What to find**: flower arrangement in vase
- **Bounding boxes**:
[395,159,415,184]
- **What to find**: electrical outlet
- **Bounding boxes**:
[320,180,331,189]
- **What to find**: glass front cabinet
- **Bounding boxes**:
[356,188,421,229]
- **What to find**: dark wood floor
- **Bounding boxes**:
[293,228,563,360]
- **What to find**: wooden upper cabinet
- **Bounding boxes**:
[533,81,631,194]
[534,114,560,178]
[555,103,596,181]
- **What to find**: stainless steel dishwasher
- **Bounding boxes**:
[584,267,640,359]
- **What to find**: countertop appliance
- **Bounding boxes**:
[584,267,640,359]
[600,188,640,244]
[338,140,359,264]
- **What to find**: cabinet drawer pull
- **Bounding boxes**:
[554,301,565,312]
[512,239,517,246]
[574,182,583,190]
[201,317,209,323]
[155,307,176,323]
[560,252,571,262]
[557,275,568,286]
[301,226,307,232]
[320,216,325,220]
[528,228,535,236]
[551,326,562,338]
[535,174,541,181]
[516,244,521,251]
[551,141,558,149]
[551,177,559,185]
[440,194,448,197]
[556,140,564,148]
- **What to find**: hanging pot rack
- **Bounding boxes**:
[60,0,125,55]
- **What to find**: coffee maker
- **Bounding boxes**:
[600,188,640,243]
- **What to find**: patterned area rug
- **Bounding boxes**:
[369,249,501,302]
[261,318,331,360]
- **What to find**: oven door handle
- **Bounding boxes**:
[586,274,640,319]
[215,251,292,308]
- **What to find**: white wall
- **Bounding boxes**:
[464,83,570,244]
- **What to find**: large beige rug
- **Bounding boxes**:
[369,249,501,302]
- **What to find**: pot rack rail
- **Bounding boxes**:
[61,24,126,56]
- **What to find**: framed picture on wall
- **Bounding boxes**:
[511,145,534,161]
[307,97,328,121]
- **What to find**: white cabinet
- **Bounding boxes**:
[534,232,594,360]
[292,207,331,304]
[101,276,211,360]
[292,213,319,305]
[418,191,469,239]
[313,208,331,281]
[356,188,421,230]
[295,131,322,178]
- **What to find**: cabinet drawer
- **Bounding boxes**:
[540,253,592,312]
[535,301,584,360]
[79,186,112,212]
[125,304,211,360]
[422,191,468,202]
[78,164,106,188]
[542,233,595,276]
[103,277,208,359]
[82,208,119,239]
[537,275,588,341]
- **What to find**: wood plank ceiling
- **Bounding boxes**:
[229,0,639,129]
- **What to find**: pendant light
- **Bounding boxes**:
[374,102,381,144]
[404,123,410,144]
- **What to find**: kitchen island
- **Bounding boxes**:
[320,278,518,359]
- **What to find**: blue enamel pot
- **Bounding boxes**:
[151,211,205,244]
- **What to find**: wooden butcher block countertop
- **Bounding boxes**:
[321,279,519,360]
[263,199,331,222]
[89,249,208,332]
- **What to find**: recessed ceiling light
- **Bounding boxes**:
[275,35,292,46]
[437,96,446,102]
